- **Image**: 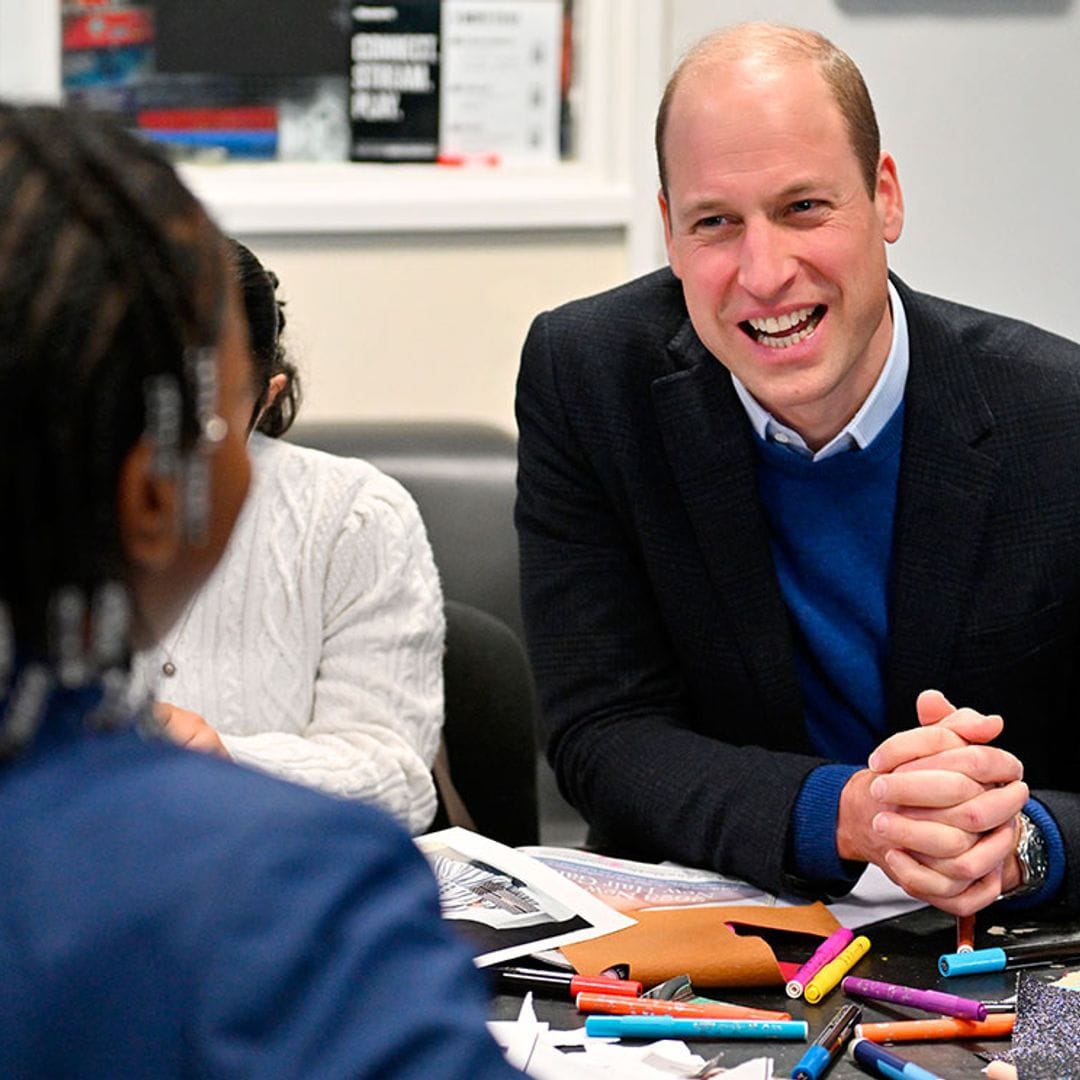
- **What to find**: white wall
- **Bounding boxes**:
[664,0,1080,343]
[242,230,628,432]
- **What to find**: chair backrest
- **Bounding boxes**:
[289,421,523,642]
[432,600,538,847]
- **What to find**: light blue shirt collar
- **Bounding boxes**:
[731,281,909,461]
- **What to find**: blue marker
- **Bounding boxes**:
[584,1015,808,1040]
[939,938,1080,977]
[850,1037,944,1080]
[791,1003,861,1080]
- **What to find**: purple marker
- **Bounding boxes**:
[841,975,987,1022]
[786,927,855,999]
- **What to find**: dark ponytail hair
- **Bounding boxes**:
[228,239,302,437]
[0,104,226,657]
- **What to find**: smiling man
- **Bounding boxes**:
[515,23,1080,915]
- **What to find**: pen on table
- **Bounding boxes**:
[790,1003,861,1080]
[850,1036,945,1080]
[787,926,855,999]
[939,937,1080,976]
[804,935,871,1004]
[583,1015,809,1040]
[841,975,987,1021]
[491,966,642,999]
[575,991,790,1022]
[854,1013,1015,1042]
[956,913,975,953]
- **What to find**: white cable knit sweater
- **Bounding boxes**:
[131,434,444,834]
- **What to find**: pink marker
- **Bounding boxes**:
[786,927,854,999]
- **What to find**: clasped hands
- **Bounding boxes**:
[837,689,1028,915]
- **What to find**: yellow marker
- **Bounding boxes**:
[804,935,871,1004]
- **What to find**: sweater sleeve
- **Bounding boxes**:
[220,474,444,835]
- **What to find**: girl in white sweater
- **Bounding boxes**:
[132,242,444,834]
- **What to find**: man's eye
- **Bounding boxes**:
[790,199,819,214]
[697,215,731,228]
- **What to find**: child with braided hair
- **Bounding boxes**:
[0,104,521,1079]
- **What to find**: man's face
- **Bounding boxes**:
[659,56,904,449]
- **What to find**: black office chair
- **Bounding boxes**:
[431,600,539,847]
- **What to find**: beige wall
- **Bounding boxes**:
[237,229,629,435]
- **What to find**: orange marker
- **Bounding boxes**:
[575,992,791,1022]
[854,1014,1015,1042]
[956,913,976,953]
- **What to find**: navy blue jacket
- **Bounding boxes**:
[516,269,1080,906]
[0,689,522,1079]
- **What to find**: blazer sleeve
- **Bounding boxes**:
[515,309,826,895]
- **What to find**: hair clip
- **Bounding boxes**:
[51,586,89,688]
[144,374,182,478]
[90,581,129,670]
[86,666,131,732]
[0,663,51,758]
[187,346,227,449]
[181,347,227,544]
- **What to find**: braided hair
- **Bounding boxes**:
[228,238,302,437]
[0,104,227,659]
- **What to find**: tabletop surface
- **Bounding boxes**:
[489,905,1077,1078]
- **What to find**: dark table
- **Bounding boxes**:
[490,905,1076,1077]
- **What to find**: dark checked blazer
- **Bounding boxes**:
[515,267,1080,907]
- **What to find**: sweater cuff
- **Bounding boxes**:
[996,798,1066,911]
[788,764,864,891]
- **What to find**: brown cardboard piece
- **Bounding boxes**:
[561,902,841,988]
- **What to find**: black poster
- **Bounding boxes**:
[350,1,441,162]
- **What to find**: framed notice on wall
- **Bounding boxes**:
[440,0,563,165]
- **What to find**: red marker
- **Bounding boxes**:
[576,991,791,1022]
[491,966,642,1000]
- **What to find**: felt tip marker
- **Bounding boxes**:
[939,938,1080,977]
[584,1015,808,1040]
[841,976,987,1021]
[955,913,975,953]
[790,1003,861,1080]
[850,1037,944,1080]
[491,966,642,999]
[854,1014,1015,1043]
[575,992,790,1022]
[787,927,855,999]
[804,935,871,1005]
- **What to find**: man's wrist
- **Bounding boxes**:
[1000,812,1049,900]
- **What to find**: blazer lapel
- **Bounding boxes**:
[885,288,999,732]
[651,320,808,750]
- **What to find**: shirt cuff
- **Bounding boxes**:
[996,798,1066,911]
[789,763,864,891]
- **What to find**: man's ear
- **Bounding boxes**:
[658,188,682,279]
[117,437,183,570]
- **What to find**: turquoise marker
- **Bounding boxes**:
[584,1015,808,1040]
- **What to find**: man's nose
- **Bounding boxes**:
[736,220,797,301]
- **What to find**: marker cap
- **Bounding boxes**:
[791,1044,829,1080]
[938,947,1007,977]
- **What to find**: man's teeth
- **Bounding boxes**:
[745,305,821,348]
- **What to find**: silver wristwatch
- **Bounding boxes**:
[1005,811,1049,899]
